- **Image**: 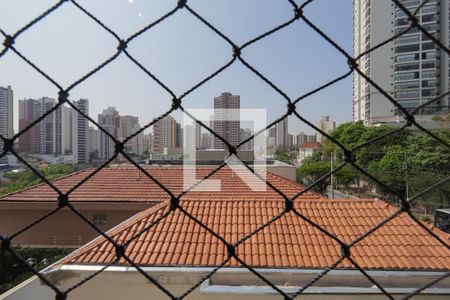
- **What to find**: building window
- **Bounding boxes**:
[93,214,107,225]
[395,63,419,72]
[396,53,419,63]
[395,80,419,89]
[395,71,419,81]
[395,44,420,53]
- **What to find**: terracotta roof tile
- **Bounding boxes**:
[60,197,450,271]
[0,166,319,203]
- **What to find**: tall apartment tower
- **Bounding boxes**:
[275,118,289,149]
[0,86,14,155]
[73,99,89,164]
[153,115,180,153]
[98,106,120,160]
[38,97,56,154]
[353,0,449,126]
[315,116,336,144]
[18,99,41,153]
[213,92,240,149]
[119,115,143,155]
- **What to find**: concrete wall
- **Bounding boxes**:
[0,202,154,247]
[3,271,449,300]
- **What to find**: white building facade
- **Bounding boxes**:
[353,0,449,126]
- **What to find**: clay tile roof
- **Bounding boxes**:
[298,142,321,149]
[61,198,450,271]
[0,166,319,203]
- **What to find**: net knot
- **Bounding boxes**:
[0,237,10,252]
[284,199,294,212]
[294,7,303,20]
[287,103,296,115]
[404,114,415,127]
[55,292,67,300]
[3,138,13,152]
[228,145,237,155]
[341,244,350,258]
[401,201,411,212]
[58,91,69,104]
[58,194,69,208]
[3,35,14,48]
[115,245,125,258]
[233,45,241,58]
[343,149,354,163]
[117,40,128,51]
[177,0,187,9]
[170,196,179,210]
[172,97,182,109]
[115,142,124,154]
[409,16,419,27]
[347,58,358,70]
[227,243,235,257]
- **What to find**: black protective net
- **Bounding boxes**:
[0,0,449,299]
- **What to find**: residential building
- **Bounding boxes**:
[239,128,253,150]
[87,126,101,160]
[98,107,120,160]
[73,99,89,164]
[0,86,13,159]
[153,115,181,153]
[18,99,41,154]
[142,133,153,155]
[119,115,144,155]
[200,131,211,149]
[297,141,322,165]
[267,126,276,148]
[38,97,56,155]
[315,116,336,143]
[275,118,289,149]
[0,166,317,247]
[296,132,317,147]
[353,0,449,126]
[213,92,240,149]
[61,106,73,155]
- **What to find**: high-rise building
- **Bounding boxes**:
[38,97,56,155]
[353,0,449,126]
[87,126,101,160]
[315,116,336,144]
[239,128,253,151]
[73,99,89,164]
[153,115,181,153]
[0,86,13,153]
[98,106,120,159]
[275,118,289,149]
[61,106,73,155]
[201,132,211,149]
[213,92,240,149]
[142,133,153,155]
[18,99,41,153]
[0,87,13,139]
[119,115,144,155]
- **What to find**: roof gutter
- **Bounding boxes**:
[57,264,448,278]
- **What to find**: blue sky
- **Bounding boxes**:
[0,0,353,135]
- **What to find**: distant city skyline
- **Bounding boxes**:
[0,1,353,136]
[2,85,338,163]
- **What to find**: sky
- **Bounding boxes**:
[0,0,353,135]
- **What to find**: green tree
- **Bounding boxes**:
[0,164,74,195]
